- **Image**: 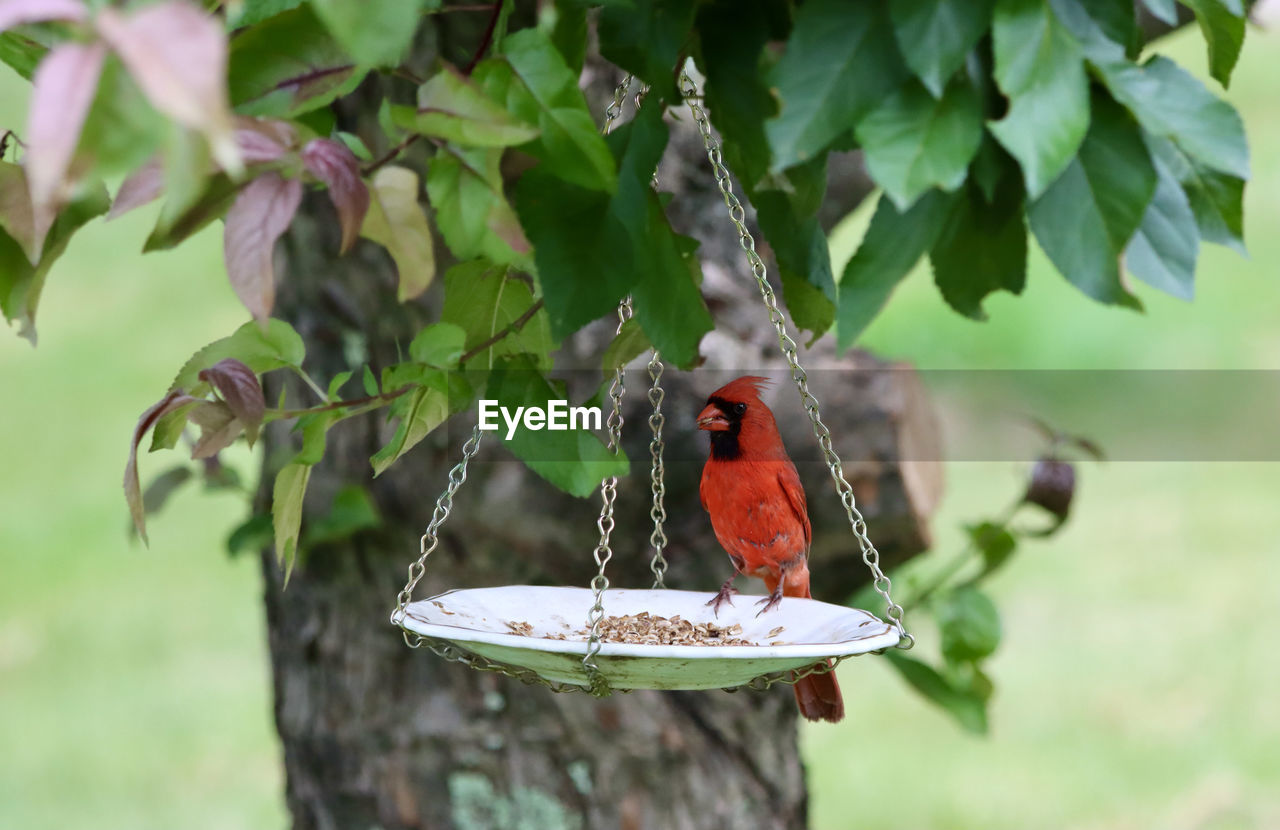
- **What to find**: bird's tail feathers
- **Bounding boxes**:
[794,664,844,723]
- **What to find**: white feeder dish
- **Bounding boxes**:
[397,585,900,691]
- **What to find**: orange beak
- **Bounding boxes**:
[696,403,730,431]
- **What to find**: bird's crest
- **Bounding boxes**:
[709,375,771,403]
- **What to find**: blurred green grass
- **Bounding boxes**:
[0,23,1277,830]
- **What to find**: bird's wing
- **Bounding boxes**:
[778,464,811,552]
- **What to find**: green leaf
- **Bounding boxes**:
[0,29,49,80]
[272,462,312,578]
[967,520,1018,574]
[601,317,652,372]
[1028,92,1155,308]
[288,409,335,466]
[751,160,837,341]
[478,29,616,193]
[169,319,305,391]
[598,0,698,101]
[780,270,835,345]
[1147,135,1244,253]
[371,373,451,476]
[0,181,110,343]
[1141,0,1178,24]
[936,586,1002,663]
[836,190,956,350]
[76,57,165,181]
[396,67,541,147]
[361,165,437,301]
[546,2,587,75]
[929,172,1027,319]
[335,131,372,161]
[1123,155,1199,301]
[1181,0,1245,87]
[1058,0,1138,55]
[304,484,381,546]
[362,364,379,396]
[327,370,354,399]
[487,356,628,498]
[856,78,984,211]
[145,173,240,252]
[988,0,1089,197]
[766,0,908,171]
[138,465,195,525]
[514,104,711,366]
[441,259,553,370]
[226,512,274,557]
[884,651,989,734]
[889,0,994,98]
[409,322,467,367]
[698,0,836,340]
[228,6,365,118]
[696,0,784,188]
[1095,55,1249,180]
[426,145,531,267]
[229,0,305,28]
[310,0,423,67]
[149,398,202,452]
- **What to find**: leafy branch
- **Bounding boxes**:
[459,298,544,365]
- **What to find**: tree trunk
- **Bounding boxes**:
[256,17,940,830]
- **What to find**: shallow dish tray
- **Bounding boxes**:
[397,585,900,690]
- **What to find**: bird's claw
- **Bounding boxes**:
[754,591,784,617]
[707,582,739,617]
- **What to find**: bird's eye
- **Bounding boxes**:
[733,402,747,415]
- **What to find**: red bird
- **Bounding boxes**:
[696,376,844,723]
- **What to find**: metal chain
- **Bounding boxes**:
[646,353,669,588]
[582,300,632,696]
[623,80,672,588]
[679,71,913,650]
[393,425,484,631]
[602,74,633,136]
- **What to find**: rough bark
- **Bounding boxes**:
[255,16,941,830]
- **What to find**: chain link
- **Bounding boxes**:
[393,425,484,629]
[602,74,633,137]
[622,79,671,588]
[582,300,632,696]
[679,71,913,650]
[646,353,669,587]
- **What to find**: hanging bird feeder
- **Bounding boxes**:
[390,72,913,698]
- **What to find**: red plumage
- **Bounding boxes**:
[697,376,844,723]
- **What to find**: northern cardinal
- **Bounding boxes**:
[696,376,844,723]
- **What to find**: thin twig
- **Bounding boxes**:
[459,299,544,364]
[435,3,500,11]
[273,386,411,420]
[362,134,422,175]
[463,1,504,75]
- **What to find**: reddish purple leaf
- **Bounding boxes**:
[108,159,164,220]
[188,400,243,459]
[235,118,295,164]
[301,138,369,254]
[235,117,296,151]
[25,41,107,255]
[223,172,302,325]
[124,389,199,544]
[0,0,86,32]
[198,357,265,444]
[96,1,239,173]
